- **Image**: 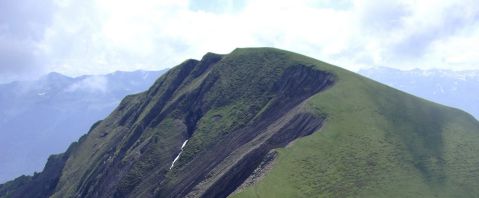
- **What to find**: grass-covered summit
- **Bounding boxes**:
[232,48,479,197]
[1,48,479,198]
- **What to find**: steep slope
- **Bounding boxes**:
[49,49,334,198]
[2,48,479,198]
[0,70,166,183]
[233,57,479,197]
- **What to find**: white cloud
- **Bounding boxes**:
[428,25,479,70]
[5,0,478,81]
[66,75,108,93]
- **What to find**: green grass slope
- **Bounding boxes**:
[232,48,479,198]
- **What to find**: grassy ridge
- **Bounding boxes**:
[232,49,479,197]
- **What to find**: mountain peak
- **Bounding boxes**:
[2,48,479,198]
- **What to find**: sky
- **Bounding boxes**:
[1,0,479,83]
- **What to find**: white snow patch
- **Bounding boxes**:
[170,139,188,170]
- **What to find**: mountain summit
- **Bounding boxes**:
[1,48,479,198]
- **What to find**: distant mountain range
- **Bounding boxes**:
[0,70,166,183]
[359,67,479,119]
